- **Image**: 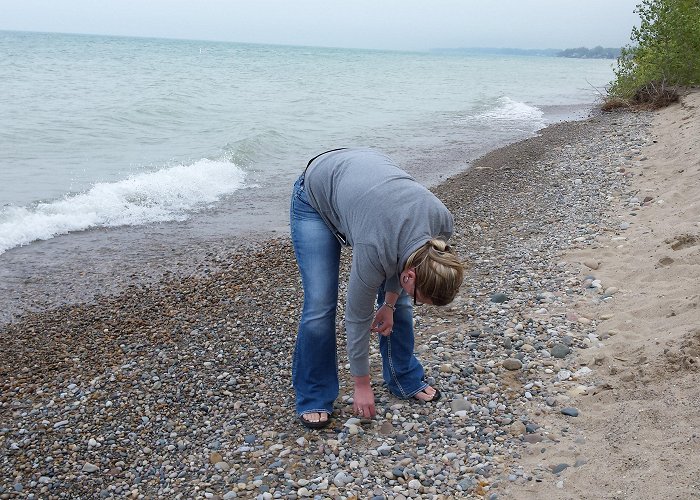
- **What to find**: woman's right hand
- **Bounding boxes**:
[352,375,376,418]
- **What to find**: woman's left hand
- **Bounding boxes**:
[371,305,394,336]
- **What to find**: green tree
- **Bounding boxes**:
[609,0,700,100]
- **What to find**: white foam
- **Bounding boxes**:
[462,96,545,129]
[0,158,247,254]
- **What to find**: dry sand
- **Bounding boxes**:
[501,91,700,499]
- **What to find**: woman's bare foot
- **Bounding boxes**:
[302,412,328,423]
[298,412,330,429]
[414,385,441,402]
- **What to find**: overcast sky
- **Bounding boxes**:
[1,0,641,51]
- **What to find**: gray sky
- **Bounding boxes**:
[1,0,640,51]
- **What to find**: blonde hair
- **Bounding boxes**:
[404,239,464,306]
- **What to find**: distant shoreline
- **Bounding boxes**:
[432,46,621,59]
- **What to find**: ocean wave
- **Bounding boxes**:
[460,97,546,130]
[0,158,247,255]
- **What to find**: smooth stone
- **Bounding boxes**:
[509,421,526,436]
[502,358,523,371]
[551,463,570,474]
[525,423,540,433]
[458,477,476,491]
[523,434,545,444]
[450,398,472,412]
[82,463,99,473]
[583,260,599,270]
[551,344,570,359]
[490,293,509,303]
[209,452,223,464]
[379,421,393,435]
[561,407,579,417]
[214,461,230,472]
[377,445,391,456]
[333,471,350,487]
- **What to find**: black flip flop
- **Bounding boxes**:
[298,413,331,430]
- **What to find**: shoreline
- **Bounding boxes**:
[3,98,690,498]
[0,102,595,326]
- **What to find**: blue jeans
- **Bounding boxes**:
[289,175,428,417]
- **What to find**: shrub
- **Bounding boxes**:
[607,0,700,107]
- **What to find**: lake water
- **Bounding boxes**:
[0,30,616,256]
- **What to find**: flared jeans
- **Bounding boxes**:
[290,175,429,416]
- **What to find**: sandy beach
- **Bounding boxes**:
[501,90,700,499]
[1,91,698,499]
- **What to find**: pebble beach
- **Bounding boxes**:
[2,95,697,500]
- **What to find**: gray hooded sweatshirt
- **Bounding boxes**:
[304,148,454,377]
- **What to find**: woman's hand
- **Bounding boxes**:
[371,304,394,336]
[352,375,376,418]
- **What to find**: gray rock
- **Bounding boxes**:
[490,293,509,303]
[561,407,579,417]
[214,461,230,472]
[551,463,569,474]
[458,477,476,491]
[525,423,539,433]
[502,358,523,371]
[333,471,351,487]
[450,398,472,413]
[82,463,99,473]
[551,343,570,358]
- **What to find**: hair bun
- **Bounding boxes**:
[429,238,453,254]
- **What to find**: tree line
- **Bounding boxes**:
[607,0,700,107]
